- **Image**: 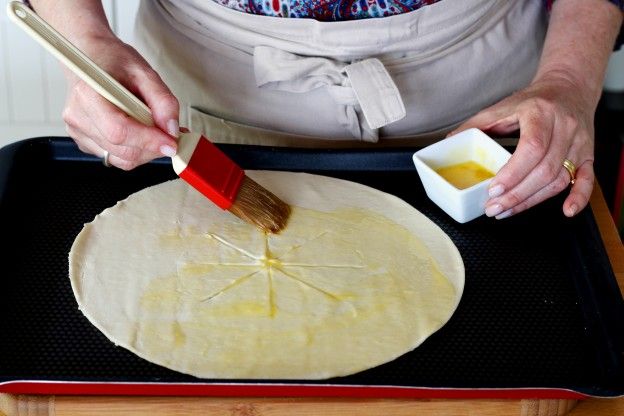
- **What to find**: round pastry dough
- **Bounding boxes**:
[69,171,464,379]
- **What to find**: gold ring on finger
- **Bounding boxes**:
[562,158,576,185]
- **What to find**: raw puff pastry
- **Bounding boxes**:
[69,171,464,379]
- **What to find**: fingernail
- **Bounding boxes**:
[488,184,505,198]
[160,145,177,157]
[167,119,179,138]
[485,204,503,217]
[567,204,578,217]
[495,209,513,220]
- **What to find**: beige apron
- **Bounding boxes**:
[134,0,547,147]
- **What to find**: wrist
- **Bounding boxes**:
[532,68,601,108]
[29,0,116,47]
[68,29,119,53]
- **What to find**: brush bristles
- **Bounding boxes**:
[229,176,291,234]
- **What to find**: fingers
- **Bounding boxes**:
[563,161,594,217]
[485,160,593,219]
[486,106,556,199]
[77,81,177,153]
[485,168,571,219]
[485,150,593,220]
[66,125,104,156]
[483,101,592,219]
[66,124,149,170]
[127,66,180,138]
[64,81,178,169]
[67,127,129,169]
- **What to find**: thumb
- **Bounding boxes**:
[447,106,519,138]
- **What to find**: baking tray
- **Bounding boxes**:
[0,137,622,399]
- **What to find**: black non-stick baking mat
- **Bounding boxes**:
[0,137,622,396]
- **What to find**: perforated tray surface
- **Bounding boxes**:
[0,138,622,397]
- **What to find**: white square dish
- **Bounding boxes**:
[412,128,512,223]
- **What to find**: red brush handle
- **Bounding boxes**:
[176,136,244,210]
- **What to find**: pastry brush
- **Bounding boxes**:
[8,1,290,233]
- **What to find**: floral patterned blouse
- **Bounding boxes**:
[213,0,624,22]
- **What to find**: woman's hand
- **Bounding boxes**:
[451,0,622,219]
[62,34,179,170]
[450,72,595,219]
[29,0,179,169]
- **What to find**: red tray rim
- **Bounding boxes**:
[0,380,592,399]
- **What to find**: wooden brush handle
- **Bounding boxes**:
[6,1,154,127]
